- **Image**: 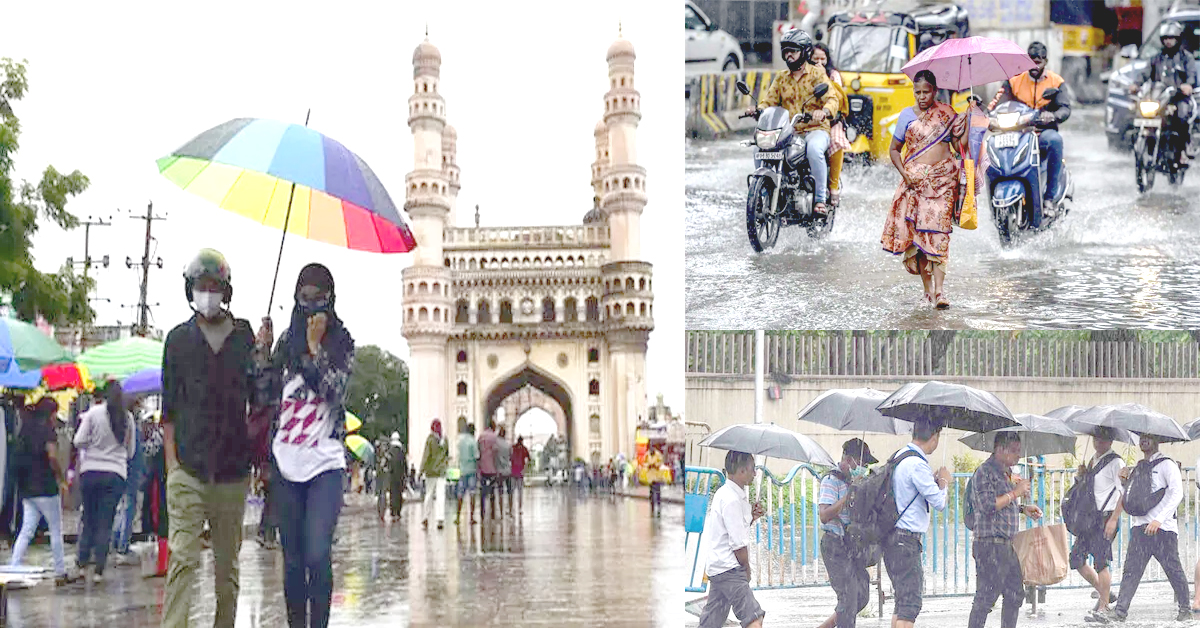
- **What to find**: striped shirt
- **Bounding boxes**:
[819,472,851,536]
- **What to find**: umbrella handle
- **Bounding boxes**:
[265,109,312,317]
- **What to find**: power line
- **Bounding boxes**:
[126,201,167,337]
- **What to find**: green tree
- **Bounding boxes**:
[344,345,409,444]
[0,58,93,325]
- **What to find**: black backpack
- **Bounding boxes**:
[1062,452,1121,536]
[1123,457,1173,518]
[845,449,923,557]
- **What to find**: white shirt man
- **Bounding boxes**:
[1129,451,1182,534]
[1090,450,1125,514]
[703,479,751,577]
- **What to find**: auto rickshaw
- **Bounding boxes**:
[634,425,674,485]
[824,3,970,163]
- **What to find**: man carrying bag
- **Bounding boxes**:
[1063,427,1124,614]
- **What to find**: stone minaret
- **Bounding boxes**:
[402,37,453,465]
[599,34,652,460]
[591,119,608,206]
[443,124,460,227]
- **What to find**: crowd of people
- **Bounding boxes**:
[699,420,1191,628]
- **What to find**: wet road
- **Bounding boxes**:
[4,488,683,627]
[686,107,1200,329]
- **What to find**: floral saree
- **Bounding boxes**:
[881,102,961,275]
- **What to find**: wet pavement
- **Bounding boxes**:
[682,581,1194,627]
[3,488,683,627]
[685,107,1200,329]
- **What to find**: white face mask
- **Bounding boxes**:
[192,291,224,318]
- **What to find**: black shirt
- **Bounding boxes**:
[16,417,58,498]
[162,315,270,483]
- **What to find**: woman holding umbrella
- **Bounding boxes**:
[882,70,968,310]
[266,263,355,628]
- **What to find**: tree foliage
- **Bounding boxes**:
[0,58,92,325]
[344,345,409,444]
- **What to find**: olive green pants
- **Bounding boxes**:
[162,466,249,628]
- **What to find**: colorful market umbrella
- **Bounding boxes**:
[77,337,164,379]
[0,360,41,390]
[345,434,374,464]
[901,37,1035,92]
[0,318,71,372]
[41,362,95,392]
[122,367,162,395]
[345,412,362,434]
[156,114,417,311]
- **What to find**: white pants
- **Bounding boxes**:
[422,476,446,523]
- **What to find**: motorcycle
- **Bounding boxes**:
[1132,81,1190,192]
[736,80,835,252]
[985,88,1073,246]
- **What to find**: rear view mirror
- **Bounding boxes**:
[1120,44,1138,59]
[813,82,831,99]
[736,81,751,96]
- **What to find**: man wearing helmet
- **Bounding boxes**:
[988,42,1072,215]
[161,248,274,628]
[1130,21,1198,159]
[747,28,841,214]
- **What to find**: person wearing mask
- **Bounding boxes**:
[161,249,273,627]
[496,427,513,519]
[511,436,531,515]
[1071,427,1125,615]
[698,450,766,628]
[967,432,1044,628]
[420,419,449,530]
[9,398,75,585]
[817,439,875,628]
[1090,433,1189,624]
[265,263,355,628]
[73,380,136,584]
[1129,21,1198,162]
[477,419,500,521]
[455,417,479,526]
[885,419,951,628]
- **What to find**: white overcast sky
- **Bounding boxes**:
[3,0,684,411]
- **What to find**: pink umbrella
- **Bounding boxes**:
[901,37,1035,92]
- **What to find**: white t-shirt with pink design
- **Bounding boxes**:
[273,374,346,483]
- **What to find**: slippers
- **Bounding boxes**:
[814,203,828,215]
[935,293,950,310]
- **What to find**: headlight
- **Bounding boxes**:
[851,78,862,91]
[1139,101,1161,117]
[755,129,782,149]
[850,99,863,112]
[996,112,1021,129]
[1013,140,1030,164]
[845,126,858,142]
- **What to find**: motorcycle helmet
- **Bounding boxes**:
[780,28,814,72]
[1161,21,1185,51]
[183,248,233,304]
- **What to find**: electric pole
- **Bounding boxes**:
[126,201,166,337]
[64,215,112,352]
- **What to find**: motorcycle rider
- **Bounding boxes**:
[988,42,1071,215]
[1128,20,1198,161]
[746,28,840,214]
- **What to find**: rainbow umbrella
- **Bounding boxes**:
[0,318,71,372]
[157,114,418,310]
[345,434,374,465]
[345,411,362,434]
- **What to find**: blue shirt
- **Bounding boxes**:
[819,472,851,536]
[891,443,947,534]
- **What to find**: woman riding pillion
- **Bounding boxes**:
[811,42,852,209]
[882,70,968,309]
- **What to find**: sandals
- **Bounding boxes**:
[814,202,828,215]
[935,293,950,310]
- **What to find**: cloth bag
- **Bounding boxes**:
[1012,523,1069,586]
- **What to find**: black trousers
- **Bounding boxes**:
[389,477,406,516]
[1114,526,1190,616]
[883,530,924,622]
[821,533,869,628]
[967,540,1025,628]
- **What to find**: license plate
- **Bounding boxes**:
[1134,118,1161,128]
[756,152,783,160]
[992,133,1020,149]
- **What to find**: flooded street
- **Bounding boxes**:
[686,107,1200,329]
[4,488,682,627]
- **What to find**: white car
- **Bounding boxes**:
[685,1,744,73]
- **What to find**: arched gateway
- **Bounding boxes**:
[401,34,654,467]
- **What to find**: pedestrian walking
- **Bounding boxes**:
[966,432,1043,628]
[647,449,665,517]
[388,432,407,519]
[161,249,274,628]
[1089,434,1189,624]
[1068,427,1125,614]
[256,460,279,549]
[496,427,512,518]
[112,395,146,559]
[73,380,136,584]
[817,439,875,628]
[9,398,75,585]
[698,450,766,628]
[478,419,500,521]
[455,418,478,526]
[884,419,950,628]
[420,419,449,529]
[266,263,355,628]
[511,436,531,515]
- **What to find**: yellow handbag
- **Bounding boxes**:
[959,158,979,230]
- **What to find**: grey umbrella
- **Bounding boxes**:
[797,388,913,435]
[1065,403,1189,444]
[959,413,1078,458]
[876,381,1019,433]
[1046,405,1139,445]
[698,423,837,466]
[1185,418,1200,441]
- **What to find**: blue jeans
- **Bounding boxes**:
[10,496,65,576]
[277,469,344,628]
[114,435,145,553]
[803,129,832,204]
[78,471,126,575]
[1039,130,1063,201]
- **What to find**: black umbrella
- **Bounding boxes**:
[698,423,837,466]
[959,413,1077,458]
[875,381,1018,433]
[797,388,913,435]
[1046,405,1139,445]
[1066,403,1189,444]
[1185,418,1200,441]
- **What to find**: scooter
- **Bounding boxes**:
[1132,81,1190,192]
[736,80,835,252]
[985,88,1073,247]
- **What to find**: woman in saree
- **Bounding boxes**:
[882,70,967,309]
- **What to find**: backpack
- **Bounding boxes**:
[1123,457,1173,518]
[845,449,923,560]
[1061,452,1121,536]
[963,473,978,531]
